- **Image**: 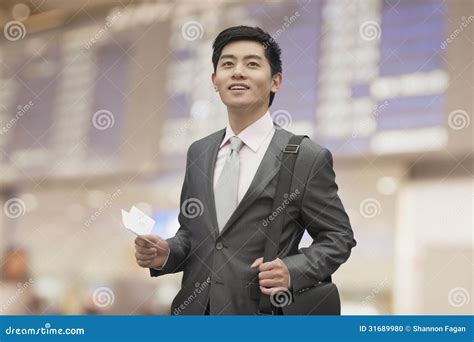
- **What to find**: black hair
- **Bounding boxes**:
[212,25,282,107]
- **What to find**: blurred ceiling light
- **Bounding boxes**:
[371,70,449,100]
[371,127,448,154]
[377,176,399,195]
[12,3,31,21]
[352,98,373,114]
[35,277,63,301]
[371,78,399,99]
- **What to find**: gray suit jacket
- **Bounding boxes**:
[150,126,356,315]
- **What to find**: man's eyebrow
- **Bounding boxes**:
[219,54,263,60]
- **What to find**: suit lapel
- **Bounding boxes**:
[219,128,291,236]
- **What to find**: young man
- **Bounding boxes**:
[134,26,356,315]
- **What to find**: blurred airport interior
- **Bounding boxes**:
[0,0,472,315]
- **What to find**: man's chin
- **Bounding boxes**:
[224,99,259,111]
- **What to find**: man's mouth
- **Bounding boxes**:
[228,84,250,91]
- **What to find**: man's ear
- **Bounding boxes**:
[211,72,218,91]
[271,72,282,93]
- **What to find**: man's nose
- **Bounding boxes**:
[232,65,246,78]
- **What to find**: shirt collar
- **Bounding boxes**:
[219,111,274,152]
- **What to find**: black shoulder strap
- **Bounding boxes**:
[258,135,307,315]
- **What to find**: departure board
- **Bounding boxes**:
[161,0,450,168]
[0,25,134,180]
[0,0,455,182]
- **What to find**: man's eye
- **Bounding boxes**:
[222,61,233,67]
[248,62,259,67]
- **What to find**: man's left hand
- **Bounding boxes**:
[251,257,290,295]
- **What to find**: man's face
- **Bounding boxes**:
[212,40,281,111]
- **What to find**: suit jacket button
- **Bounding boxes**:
[215,241,224,250]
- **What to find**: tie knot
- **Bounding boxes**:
[229,136,243,153]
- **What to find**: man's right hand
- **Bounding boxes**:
[134,235,170,269]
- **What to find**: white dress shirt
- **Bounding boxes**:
[213,111,275,203]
